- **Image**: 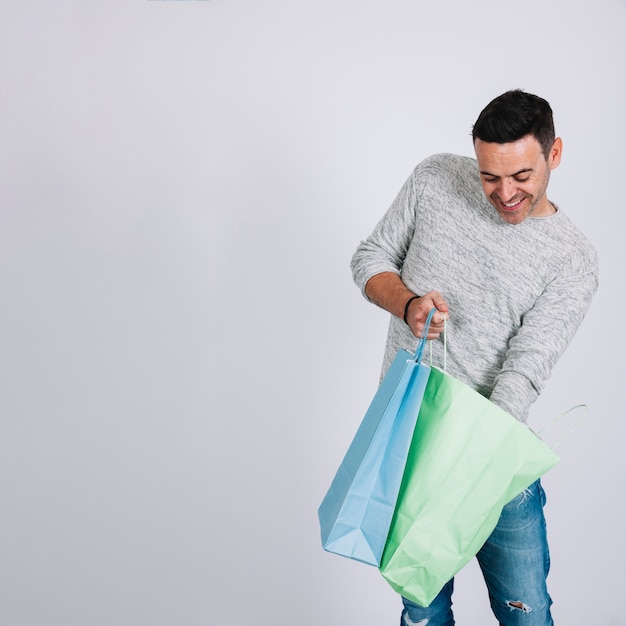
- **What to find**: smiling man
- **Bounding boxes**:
[473,93,563,225]
[350,90,598,626]
[476,135,561,223]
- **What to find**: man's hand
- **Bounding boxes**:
[364,273,449,339]
[404,291,448,339]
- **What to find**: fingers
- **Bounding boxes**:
[409,291,449,338]
[428,291,449,323]
[418,327,444,340]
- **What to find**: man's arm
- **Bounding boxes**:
[364,272,449,340]
[489,264,598,421]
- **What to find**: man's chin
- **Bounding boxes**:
[495,206,528,225]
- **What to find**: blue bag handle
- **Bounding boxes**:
[411,308,436,364]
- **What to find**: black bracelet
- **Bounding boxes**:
[403,295,421,324]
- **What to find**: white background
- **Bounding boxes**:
[0,1,624,624]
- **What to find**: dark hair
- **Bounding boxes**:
[472,90,555,158]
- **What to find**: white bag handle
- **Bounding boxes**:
[425,311,585,450]
[427,311,446,373]
[536,404,587,450]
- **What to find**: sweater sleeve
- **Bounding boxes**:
[489,244,599,421]
[351,167,421,299]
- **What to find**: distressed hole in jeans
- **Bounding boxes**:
[506,600,532,614]
[517,487,533,506]
[403,616,429,626]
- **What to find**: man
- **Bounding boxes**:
[350,90,598,626]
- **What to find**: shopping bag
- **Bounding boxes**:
[318,310,437,566]
[379,365,561,607]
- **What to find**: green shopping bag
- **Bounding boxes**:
[379,366,560,607]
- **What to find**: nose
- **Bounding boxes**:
[497,178,517,202]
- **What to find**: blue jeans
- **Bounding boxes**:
[400,480,553,626]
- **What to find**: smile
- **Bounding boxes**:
[498,197,526,211]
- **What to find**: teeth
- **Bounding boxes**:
[503,200,521,207]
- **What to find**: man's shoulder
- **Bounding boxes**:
[411,153,482,202]
[415,152,477,173]
[551,210,599,274]
[412,153,479,188]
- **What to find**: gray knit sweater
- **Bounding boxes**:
[351,153,599,422]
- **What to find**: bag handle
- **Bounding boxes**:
[411,308,436,364]
[536,404,587,450]
[418,309,585,449]
[427,311,447,373]
[409,307,447,369]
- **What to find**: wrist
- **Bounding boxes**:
[403,294,421,324]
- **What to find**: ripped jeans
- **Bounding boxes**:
[401,480,553,626]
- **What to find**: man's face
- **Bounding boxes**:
[474,134,562,225]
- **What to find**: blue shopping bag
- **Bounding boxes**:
[318,310,435,566]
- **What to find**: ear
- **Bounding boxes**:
[548,137,563,170]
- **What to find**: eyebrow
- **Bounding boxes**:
[479,168,534,178]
